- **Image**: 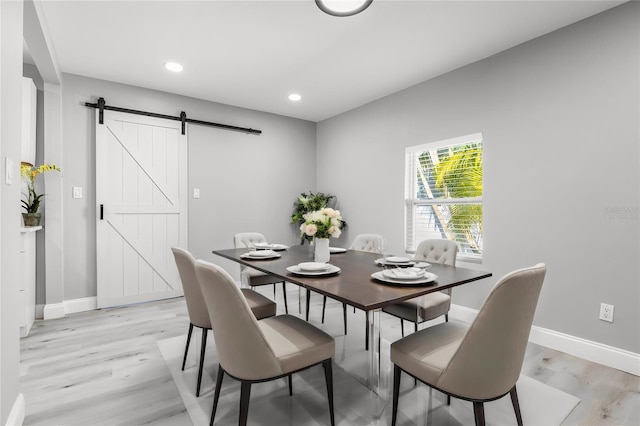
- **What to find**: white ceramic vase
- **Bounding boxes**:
[314,238,330,263]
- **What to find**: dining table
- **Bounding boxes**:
[212,244,492,418]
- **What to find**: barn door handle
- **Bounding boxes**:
[100,204,104,220]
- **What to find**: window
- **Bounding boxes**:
[405,133,483,261]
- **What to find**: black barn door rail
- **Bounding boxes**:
[85,97,262,135]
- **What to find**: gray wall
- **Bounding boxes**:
[60,74,316,300]
[41,2,639,356]
[317,3,639,352]
[23,63,46,306]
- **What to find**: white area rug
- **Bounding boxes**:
[158,332,580,426]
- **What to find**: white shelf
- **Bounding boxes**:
[20,226,42,233]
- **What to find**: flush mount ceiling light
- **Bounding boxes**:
[288,93,302,101]
[316,0,373,17]
[164,62,183,72]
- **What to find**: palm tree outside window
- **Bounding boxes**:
[405,133,483,260]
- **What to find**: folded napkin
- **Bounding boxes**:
[248,249,276,257]
[298,262,330,271]
[385,256,413,264]
[253,242,272,249]
[383,268,424,280]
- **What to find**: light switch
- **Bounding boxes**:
[5,157,14,185]
[73,187,83,199]
[193,188,200,199]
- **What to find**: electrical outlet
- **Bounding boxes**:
[599,303,614,323]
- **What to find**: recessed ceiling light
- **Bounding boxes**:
[164,62,183,72]
[316,0,373,17]
[288,94,302,101]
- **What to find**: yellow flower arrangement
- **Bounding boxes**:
[20,162,60,214]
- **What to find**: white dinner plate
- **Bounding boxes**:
[287,264,341,276]
[371,270,437,286]
[329,247,347,253]
[253,243,289,251]
[240,251,281,260]
[375,258,415,266]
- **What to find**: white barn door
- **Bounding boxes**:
[96,110,187,308]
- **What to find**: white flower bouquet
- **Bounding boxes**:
[300,208,343,239]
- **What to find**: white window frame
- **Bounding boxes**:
[404,132,483,262]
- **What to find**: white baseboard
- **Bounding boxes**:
[43,303,65,320]
[6,393,25,426]
[529,326,640,377]
[35,304,44,320]
[449,304,640,376]
[449,303,479,324]
[43,297,97,319]
[64,297,97,314]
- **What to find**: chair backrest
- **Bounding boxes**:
[437,263,547,400]
[349,234,383,252]
[194,259,283,381]
[233,232,268,278]
[171,247,211,329]
[233,232,267,249]
[414,239,458,265]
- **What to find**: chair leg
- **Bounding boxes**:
[391,364,401,426]
[473,401,485,426]
[510,385,524,426]
[445,313,449,322]
[365,311,369,351]
[413,321,420,384]
[239,381,252,426]
[196,328,208,397]
[288,374,293,396]
[323,360,335,426]
[400,319,404,337]
[305,289,311,321]
[447,395,451,405]
[282,282,288,314]
[210,366,224,426]
[342,303,347,335]
[182,323,194,370]
[322,296,327,323]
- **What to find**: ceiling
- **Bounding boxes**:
[29,0,625,122]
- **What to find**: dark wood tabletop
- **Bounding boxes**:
[212,245,492,312]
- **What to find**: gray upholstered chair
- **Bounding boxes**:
[349,233,383,252]
[391,263,547,426]
[383,239,458,336]
[233,232,289,313]
[171,247,276,397]
[194,259,336,426]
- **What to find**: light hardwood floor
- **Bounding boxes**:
[20,290,639,425]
